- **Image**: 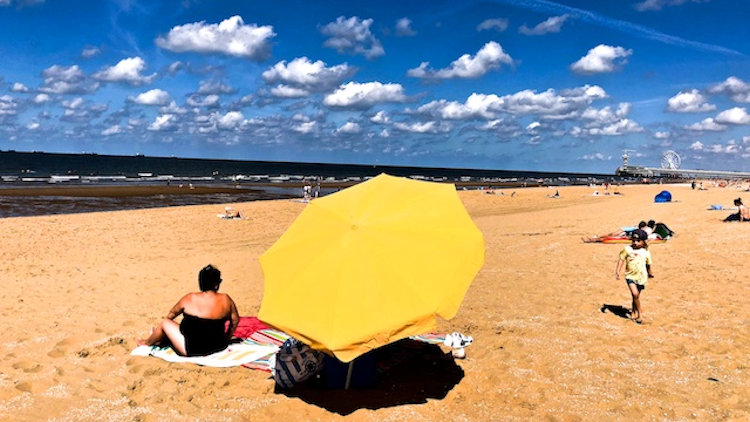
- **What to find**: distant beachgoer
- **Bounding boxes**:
[644,220,658,239]
[313,177,321,198]
[137,265,240,356]
[614,229,654,324]
[303,185,312,201]
[547,189,560,198]
[724,198,750,222]
[220,207,241,219]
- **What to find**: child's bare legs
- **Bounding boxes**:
[137,319,188,355]
[627,282,643,323]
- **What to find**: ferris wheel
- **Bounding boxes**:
[661,150,681,170]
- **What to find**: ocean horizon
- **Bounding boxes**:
[0,150,648,218]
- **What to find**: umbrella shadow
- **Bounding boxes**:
[600,303,631,319]
[277,339,464,415]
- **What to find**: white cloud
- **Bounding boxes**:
[519,15,569,35]
[323,81,407,109]
[26,121,40,130]
[93,57,156,85]
[709,76,750,103]
[581,103,631,125]
[102,125,122,136]
[159,101,188,115]
[62,97,85,109]
[262,57,354,95]
[40,64,98,94]
[33,93,51,104]
[583,119,643,136]
[395,17,416,36]
[211,111,246,130]
[11,82,29,92]
[527,121,541,132]
[416,85,607,120]
[81,46,100,58]
[371,110,391,124]
[336,121,362,134]
[321,16,384,59]
[167,61,184,74]
[685,117,726,131]
[187,94,220,107]
[0,95,18,115]
[690,141,704,150]
[477,18,509,32]
[156,16,275,60]
[666,89,715,112]
[635,0,710,12]
[292,121,317,134]
[270,85,310,98]
[715,107,750,125]
[570,44,632,74]
[148,114,177,131]
[581,153,610,160]
[130,88,171,105]
[407,42,513,80]
[197,80,234,95]
[393,121,449,133]
[654,131,670,139]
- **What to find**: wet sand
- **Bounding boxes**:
[0,183,748,421]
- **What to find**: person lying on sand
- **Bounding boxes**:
[137,265,240,356]
[582,221,648,243]
[221,208,241,219]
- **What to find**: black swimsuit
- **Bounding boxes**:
[180,313,228,356]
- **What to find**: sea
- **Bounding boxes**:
[0,151,630,218]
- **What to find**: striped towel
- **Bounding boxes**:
[409,333,447,345]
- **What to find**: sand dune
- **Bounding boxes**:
[1,183,748,421]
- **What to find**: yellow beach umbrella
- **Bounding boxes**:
[258,173,484,362]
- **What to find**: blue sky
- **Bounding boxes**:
[1,0,749,173]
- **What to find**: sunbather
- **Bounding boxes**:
[582,221,648,243]
[137,265,240,356]
[724,198,750,222]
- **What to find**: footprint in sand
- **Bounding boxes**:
[48,338,74,358]
[12,361,43,373]
[15,381,32,393]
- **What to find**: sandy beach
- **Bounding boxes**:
[1,182,748,421]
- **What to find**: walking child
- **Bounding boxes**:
[614,229,654,324]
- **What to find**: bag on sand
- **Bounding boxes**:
[272,338,324,389]
[653,222,675,239]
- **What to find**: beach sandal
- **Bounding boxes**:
[634,318,643,325]
[443,332,473,349]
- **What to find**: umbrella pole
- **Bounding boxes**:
[344,361,354,390]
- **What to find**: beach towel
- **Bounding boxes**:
[131,316,284,369]
[598,236,667,244]
[131,316,471,371]
[130,341,278,368]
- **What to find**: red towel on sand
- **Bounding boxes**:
[230,316,270,339]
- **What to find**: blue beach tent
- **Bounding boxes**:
[654,190,672,203]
